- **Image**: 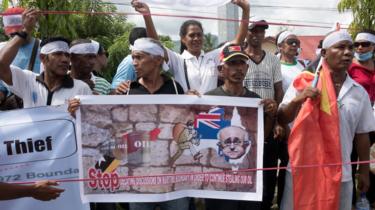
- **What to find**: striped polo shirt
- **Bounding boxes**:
[243,51,282,99]
[91,74,112,95]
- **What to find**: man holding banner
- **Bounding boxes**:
[205,43,277,210]
[278,30,375,210]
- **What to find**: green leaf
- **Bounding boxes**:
[2,0,9,11]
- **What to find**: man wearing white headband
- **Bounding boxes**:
[279,30,375,210]
[115,38,184,95]
[0,7,42,110]
[112,37,186,210]
[111,27,148,89]
[69,39,111,95]
[0,9,91,108]
[92,40,109,77]
[348,30,375,207]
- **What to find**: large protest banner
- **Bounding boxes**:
[77,95,264,202]
[0,106,89,210]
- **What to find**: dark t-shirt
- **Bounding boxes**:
[128,77,184,95]
[205,86,261,98]
[204,86,262,209]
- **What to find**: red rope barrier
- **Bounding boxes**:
[7,159,375,185]
[0,10,344,29]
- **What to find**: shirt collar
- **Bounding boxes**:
[181,50,205,60]
[130,75,171,94]
[338,73,360,101]
[36,72,74,89]
[90,73,97,84]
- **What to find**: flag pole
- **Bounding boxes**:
[311,57,323,88]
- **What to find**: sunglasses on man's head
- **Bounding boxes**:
[285,39,300,47]
[354,42,372,48]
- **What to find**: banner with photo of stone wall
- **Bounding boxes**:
[77,95,264,202]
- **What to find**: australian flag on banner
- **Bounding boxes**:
[194,107,230,140]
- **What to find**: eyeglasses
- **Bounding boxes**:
[222,137,243,147]
[354,42,372,48]
[285,39,300,47]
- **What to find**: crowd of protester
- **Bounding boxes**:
[0,0,375,210]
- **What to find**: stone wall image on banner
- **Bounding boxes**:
[78,95,264,202]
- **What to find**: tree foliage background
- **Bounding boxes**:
[338,0,375,34]
[1,0,174,82]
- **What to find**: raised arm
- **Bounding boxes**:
[131,0,158,40]
[230,0,250,45]
[0,9,38,85]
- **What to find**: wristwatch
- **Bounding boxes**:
[10,31,28,40]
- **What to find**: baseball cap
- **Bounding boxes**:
[248,18,269,30]
[219,44,249,64]
[3,7,25,35]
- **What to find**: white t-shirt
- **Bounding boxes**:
[7,65,92,108]
[280,61,304,92]
[281,75,375,182]
[167,48,221,94]
[244,51,283,99]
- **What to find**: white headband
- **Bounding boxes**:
[40,41,70,55]
[322,30,353,49]
[132,38,169,71]
[3,14,22,27]
[277,31,294,45]
[132,38,165,57]
[91,40,100,54]
[355,33,375,44]
[70,43,98,54]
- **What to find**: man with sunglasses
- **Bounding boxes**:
[349,30,375,105]
[274,30,304,207]
[276,31,304,92]
[243,18,284,210]
[348,30,375,208]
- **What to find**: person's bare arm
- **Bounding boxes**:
[355,133,371,193]
[131,0,158,40]
[0,9,39,85]
[0,180,64,201]
[0,91,5,104]
[274,81,284,105]
[261,99,277,138]
[230,0,250,45]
